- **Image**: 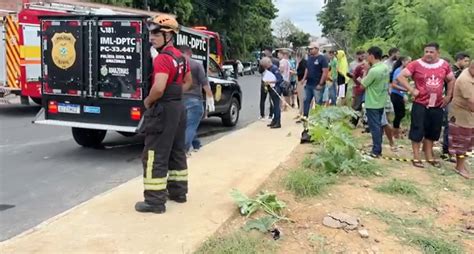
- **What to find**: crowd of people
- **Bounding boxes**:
[259,42,473,180]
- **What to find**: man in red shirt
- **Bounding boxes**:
[398,42,455,168]
[350,59,368,126]
[135,14,192,214]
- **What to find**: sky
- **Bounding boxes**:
[273,0,324,37]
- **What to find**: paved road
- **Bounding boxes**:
[0,74,263,241]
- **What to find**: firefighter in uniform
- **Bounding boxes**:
[135,14,192,214]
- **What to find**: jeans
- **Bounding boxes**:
[184,98,204,152]
[328,80,337,105]
[260,83,273,118]
[390,93,405,129]
[303,85,323,117]
[366,108,384,155]
[269,86,281,124]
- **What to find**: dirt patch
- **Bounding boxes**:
[201,139,474,253]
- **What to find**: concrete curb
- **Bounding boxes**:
[0,111,302,253]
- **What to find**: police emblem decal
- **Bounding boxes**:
[51,32,76,70]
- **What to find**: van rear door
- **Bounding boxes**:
[36,15,148,131]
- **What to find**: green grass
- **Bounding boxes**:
[375,178,431,204]
[194,230,276,254]
[406,233,465,254]
[361,208,464,254]
[285,168,337,197]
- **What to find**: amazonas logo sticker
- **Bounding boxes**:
[52,33,76,70]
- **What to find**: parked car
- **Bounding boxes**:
[242,61,255,75]
[207,58,242,127]
[223,60,244,77]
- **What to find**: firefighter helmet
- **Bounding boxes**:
[149,14,180,33]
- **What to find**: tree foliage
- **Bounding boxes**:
[318,0,474,58]
[272,18,311,48]
[93,0,278,59]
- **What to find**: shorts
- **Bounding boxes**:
[448,122,474,155]
[337,83,347,98]
[409,102,444,142]
[322,85,329,102]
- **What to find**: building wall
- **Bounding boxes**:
[0,0,22,13]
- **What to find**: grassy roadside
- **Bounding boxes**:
[194,107,473,254]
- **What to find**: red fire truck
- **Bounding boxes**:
[192,26,225,66]
[2,1,225,105]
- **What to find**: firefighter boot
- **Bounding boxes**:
[169,194,187,203]
[135,201,166,214]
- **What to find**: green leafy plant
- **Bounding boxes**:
[243,216,279,232]
[230,190,290,233]
[230,189,288,221]
[306,106,379,176]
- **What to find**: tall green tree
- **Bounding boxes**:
[391,0,474,58]
[92,0,279,59]
[287,31,311,48]
[317,0,474,58]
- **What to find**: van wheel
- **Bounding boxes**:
[221,97,240,127]
[72,128,107,148]
[31,97,42,105]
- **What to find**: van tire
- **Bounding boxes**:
[221,97,239,127]
[72,128,107,148]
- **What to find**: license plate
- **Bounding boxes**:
[84,106,101,114]
[58,103,80,114]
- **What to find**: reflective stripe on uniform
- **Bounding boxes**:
[144,177,167,184]
[169,169,188,176]
[144,150,167,190]
[144,183,167,191]
[168,175,187,181]
[145,150,155,180]
[168,169,188,181]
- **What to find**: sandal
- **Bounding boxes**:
[454,168,471,179]
[441,154,456,163]
[412,160,424,168]
[427,160,442,168]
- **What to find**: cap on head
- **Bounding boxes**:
[149,14,180,34]
[308,42,319,49]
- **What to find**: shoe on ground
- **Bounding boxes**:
[259,116,266,121]
[135,201,166,214]
[267,122,276,127]
[267,116,273,120]
[270,124,281,129]
[169,194,187,203]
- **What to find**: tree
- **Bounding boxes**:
[273,18,299,47]
[391,0,474,58]
[287,30,311,48]
[317,0,474,59]
[317,0,347,36]
[92,0,279,59]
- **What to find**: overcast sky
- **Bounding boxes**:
[273,0,324,36]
